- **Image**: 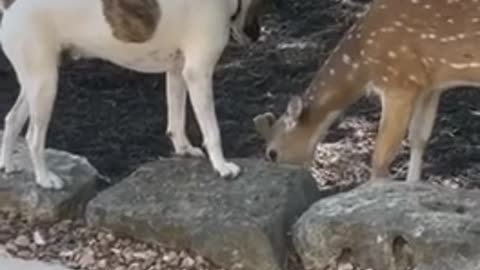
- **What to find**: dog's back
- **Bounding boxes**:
[0,0,232,41]
[0,0,235,71]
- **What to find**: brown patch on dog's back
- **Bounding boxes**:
[102,0,161,43]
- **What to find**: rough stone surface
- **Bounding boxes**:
[86,158,322,270]
[0,257,72,270]
[0,244,72,270]
[294,182,480,270]
[0,131,101,222]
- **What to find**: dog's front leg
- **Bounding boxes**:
[166,70,205,157]
[182,62,241,179]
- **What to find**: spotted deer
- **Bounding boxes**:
[0,0,264,189]
[254,0,480,183]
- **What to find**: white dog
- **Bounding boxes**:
[0,0,263,189]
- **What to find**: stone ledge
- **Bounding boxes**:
[0,131,101,222]
[86,157,322,270]
[294,182,480,270]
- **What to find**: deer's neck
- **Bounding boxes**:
[302,24,368,127]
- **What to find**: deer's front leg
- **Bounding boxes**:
[406,92,440,183]
[166,70,205,158]
[371,90,418,182]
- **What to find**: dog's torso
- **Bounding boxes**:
[0,0,260,188]
[2,0,235,73]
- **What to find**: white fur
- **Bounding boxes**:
[406,92,440,182]
[0,0,251,189]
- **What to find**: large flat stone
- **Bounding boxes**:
[294,182,480,270]
[0,258,72,270]
[86,158,322,270]
[0,247,72,270]
[0,132,101,222]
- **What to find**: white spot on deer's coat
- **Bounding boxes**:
[450,62,480,69]
[408,75,419,83]
[388,51,397,58]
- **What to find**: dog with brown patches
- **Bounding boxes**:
[102,0,161,43]
[0,0,264,189]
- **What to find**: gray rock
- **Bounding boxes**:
[293,182,480,270]
[0,132,101,222]
[86,158,322,270]
[0,255,73,270]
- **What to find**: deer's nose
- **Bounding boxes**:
[267,149,278,162]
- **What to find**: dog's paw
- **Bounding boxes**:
[0,159,20,174]
[36,171,64,190]
[215,161,241,180]
[0,160,6,172]
[175,145,205,158]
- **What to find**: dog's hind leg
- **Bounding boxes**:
[3,38,63,189]
[0,92,29,173]
[23,68,63,189]
[25,66,64,189]
[166,70,205,157]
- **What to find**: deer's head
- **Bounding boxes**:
[254,95,340,166]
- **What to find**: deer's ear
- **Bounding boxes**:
[286,95,304,120]
[253,112,276,140]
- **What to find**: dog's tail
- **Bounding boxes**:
[0,0,7,13]
[0,0,12,12]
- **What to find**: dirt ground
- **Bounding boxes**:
[0,0,478,190]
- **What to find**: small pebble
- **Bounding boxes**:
[162,251,177,263]
[127,262,141,270]
[16,250,32,259]
[97,258,108,268]
[60,250,75,259]
[338,263,354,270]
[14,235,30,248]
[181,256,196,268]
[33,230,46,246]
[5,242,18,253]
[78,247,95,268]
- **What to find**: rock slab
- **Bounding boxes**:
[0,247,72,270]
[86,158,321,270]
[294,182,480,270]
[0,131,100,222]
[0,257,72,270]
